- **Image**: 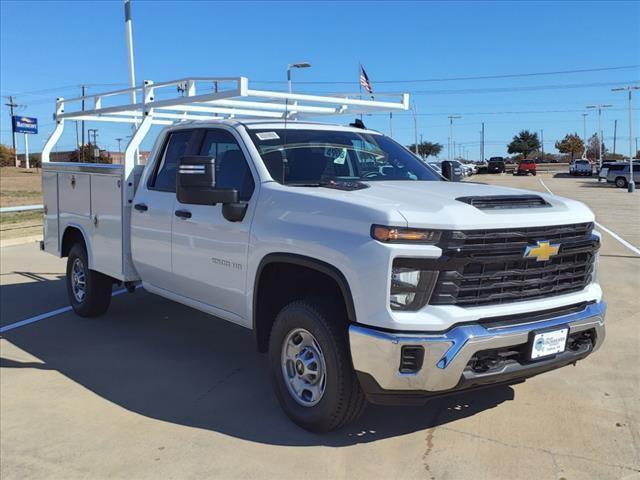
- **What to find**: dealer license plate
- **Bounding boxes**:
[530,328,568,360]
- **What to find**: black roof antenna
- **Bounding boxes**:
[349,118,366,129]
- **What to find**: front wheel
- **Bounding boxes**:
[269,300,366,432]
[66,243,113,317]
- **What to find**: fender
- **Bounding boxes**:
[253,252,357,331]
[61,223,94,270]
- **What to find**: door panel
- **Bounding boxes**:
[170,128,255,321]
[131,189,175,289]
[131,129,194,289]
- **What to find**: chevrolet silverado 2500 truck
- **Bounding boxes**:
[41,77,605,432]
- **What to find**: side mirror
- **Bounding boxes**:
[177,155,248,222]
[441,161,463,182]
[177,156,238,205]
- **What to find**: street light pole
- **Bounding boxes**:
[612,85,639,192]
[586,104,612,169]
[448,115,461,161]
[287,62,311,94]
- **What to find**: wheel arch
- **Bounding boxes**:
[252,253,356,352]
[60,224,93,269]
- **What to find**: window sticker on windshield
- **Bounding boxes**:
[325,147,347,164]
[256,132,280,141]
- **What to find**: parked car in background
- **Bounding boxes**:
[427,162,442,174]
[597,161,638,182]
[569,160,593,176]
[487,157,506,173]
[515,159,536,176]
[606,162,640,188]
[460,163,474,177]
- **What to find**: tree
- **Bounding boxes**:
[68,144,112,163]
[0,144,16,167]
[405,141,443,158]
[555,133,584,161]
[585,133,608,161]
[507,130,541,159]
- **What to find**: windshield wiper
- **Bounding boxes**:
[287,179,369,191]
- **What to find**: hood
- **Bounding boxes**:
[286,180,595,230]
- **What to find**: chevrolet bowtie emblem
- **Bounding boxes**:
[524,241,560,262]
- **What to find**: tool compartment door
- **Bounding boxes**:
[90,174,123,279]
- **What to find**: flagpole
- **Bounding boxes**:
[358,63,363,121]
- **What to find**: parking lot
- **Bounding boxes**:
[1,171,639,479]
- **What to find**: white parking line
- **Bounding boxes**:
[0,288,130,334]
[539,178,640,257]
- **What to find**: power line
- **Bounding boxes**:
[253,65,640,85]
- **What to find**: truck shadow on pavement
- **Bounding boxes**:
[1,288,514,446]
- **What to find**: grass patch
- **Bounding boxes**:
[2,190,41,198]
[0,210,43,226]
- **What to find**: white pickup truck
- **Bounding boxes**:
[41,77,606,432]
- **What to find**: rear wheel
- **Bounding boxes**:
[615,177,628,188]
[269,300,366,432]
[66,243,112,317]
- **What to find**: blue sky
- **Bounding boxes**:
[1,0,639,159]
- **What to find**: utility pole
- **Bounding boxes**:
[581,113,588,158]
[448,115,461,161]
[613,119,617,155]
[4,96,19,166]
[116,137,123,153]
[612,85,639,192]
[389,112,393,138]
[412,104,419,155]
[540,129,544,162]
[586,104,612,169]
[87,129,98,161]
[80,85,87,162]
[480,122,485,161]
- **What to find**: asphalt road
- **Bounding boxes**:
[1,172,639,479]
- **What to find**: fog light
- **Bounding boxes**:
[390,266,438,311]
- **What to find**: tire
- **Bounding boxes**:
[615,177,627,188]
[532,172,537,176]
[66,243,113,317]
[269,299,366,432]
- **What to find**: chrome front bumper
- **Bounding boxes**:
[349,302,606,393]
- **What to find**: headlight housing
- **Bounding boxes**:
[390,260,438,311]
[372,225,442,244]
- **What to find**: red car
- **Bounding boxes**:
[515,159,537,176]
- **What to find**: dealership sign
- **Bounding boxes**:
[12,116,38,134]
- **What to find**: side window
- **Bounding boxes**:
[148,130,193,192]
[633,164,640,172]
[200,129,255,201]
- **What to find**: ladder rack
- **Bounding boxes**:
[53,76,409,125]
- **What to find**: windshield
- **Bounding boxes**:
[248,129,441,185]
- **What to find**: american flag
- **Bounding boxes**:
[359,64,373,95]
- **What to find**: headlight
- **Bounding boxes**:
[372,225,442,244]
[390,264,438,311]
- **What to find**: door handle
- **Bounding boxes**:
[175,209,192,219]
[134,203,148,212]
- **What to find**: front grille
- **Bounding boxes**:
[429,222,598,307]
[456,195,550,210]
